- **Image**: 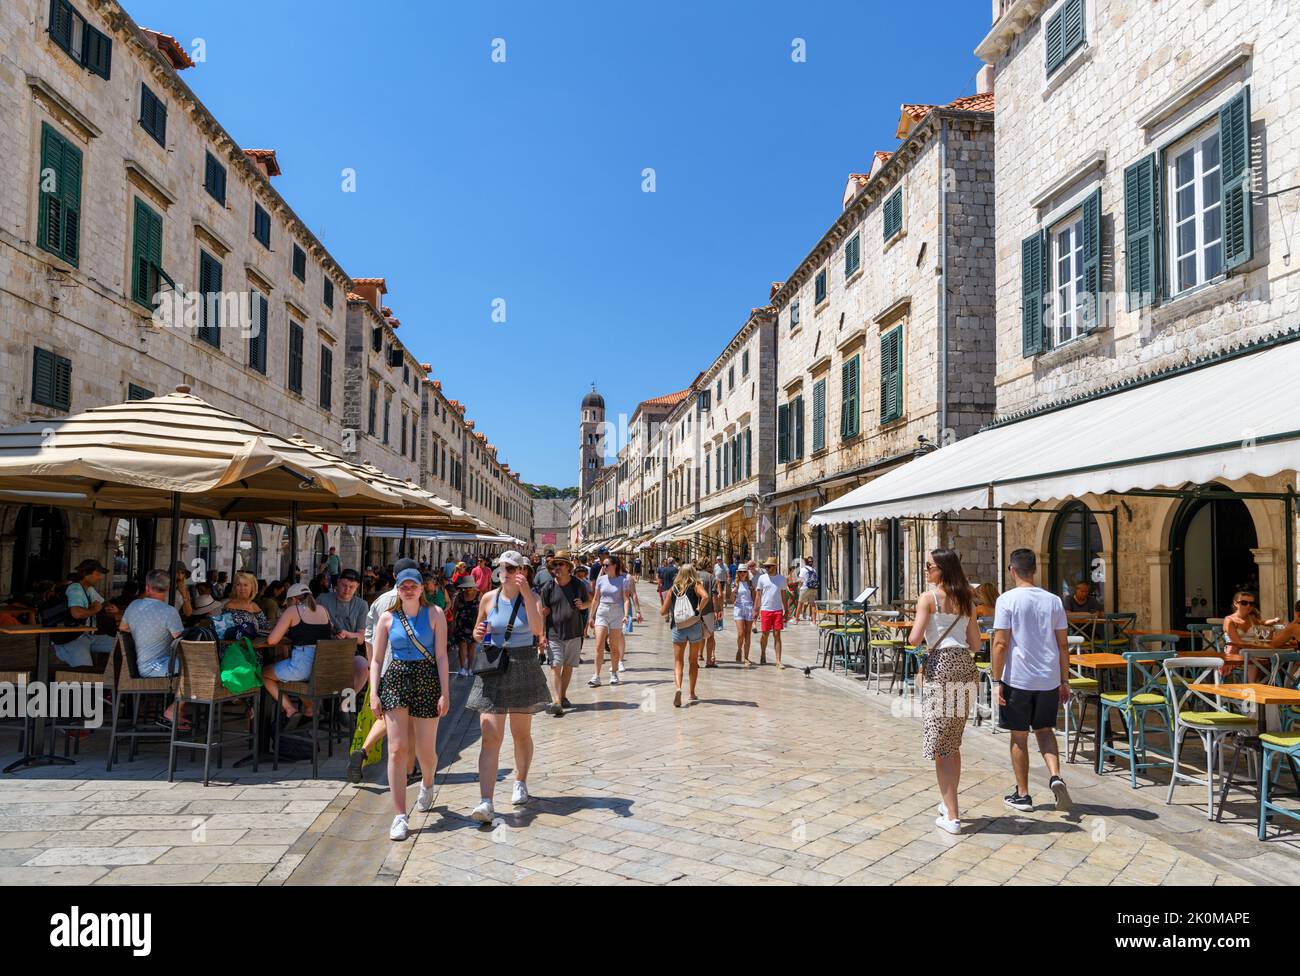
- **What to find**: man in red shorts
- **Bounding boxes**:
[754,557,787,669]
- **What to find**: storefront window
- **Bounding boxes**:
[1050,502,1104,604]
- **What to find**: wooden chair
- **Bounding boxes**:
[104,633,175,771]
[170,640,259,786]
[0,670,33,754]
[273,640,357,778]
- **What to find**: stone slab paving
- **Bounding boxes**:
[3,580,1300,885]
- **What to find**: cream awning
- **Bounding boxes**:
[667,506,743,541]
[811,340,1300,524]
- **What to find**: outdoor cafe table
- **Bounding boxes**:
[1069,653,1132,773]
[1185,682,1300,817]
[0,624,94,773]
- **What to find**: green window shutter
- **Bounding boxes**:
[38,124,63,258]
[880,327,903,423]
[49,0,74,51]
[814,270,826,305]
[127,383,153,401]
[204,152,226,205]
[132,198,162,307]
[324,278,334,309]
[715,445,722,486]
[1021,232,1046,355]
[840,355,860,439]
[1063,0,1085,59]
[844,234,860,277]
[81,24,112,79]
[1079,187,1102,330]
[1044,3,1065,72]
[198,251,221,347]
[777,403,790,463]
[704,452,710,493]
[793,396,805,459]
[59,134,81,264]
[288,322,304,393]
[140,85,166,145]
[32,347,72,410]
[745,428,752,478]
[1123,154,1158,310]
[1220,86,1252,270]
[812,378,826,452]
[884,189,902,240]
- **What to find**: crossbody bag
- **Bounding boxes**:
[472,594,524,677]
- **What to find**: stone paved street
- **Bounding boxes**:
[3,582,1300,885]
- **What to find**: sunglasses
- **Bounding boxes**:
[1237,599,1256,606]
[925,562,938,571]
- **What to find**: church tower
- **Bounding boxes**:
[580,385,605,493]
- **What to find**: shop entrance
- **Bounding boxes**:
[1170,486,1259,629]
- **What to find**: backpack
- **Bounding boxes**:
[672,588,700,627]
[39,583,78,628]
[805,567,820,590]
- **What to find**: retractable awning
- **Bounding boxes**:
[811,339,1300,525]
[669,506,743,540]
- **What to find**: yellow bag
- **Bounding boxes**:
[349,693,384,767]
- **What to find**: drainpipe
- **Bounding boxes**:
[938,115,949,443]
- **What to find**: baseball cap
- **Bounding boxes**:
[286,582,312,599]
[495,550,528,568]
[396,568,423,586]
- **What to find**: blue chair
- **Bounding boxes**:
[1098,638,1177,787]
[826,603,865,675]
[1258,732,1300,839]
[1188,623,1224,654]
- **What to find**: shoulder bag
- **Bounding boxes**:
[472,594,523,677]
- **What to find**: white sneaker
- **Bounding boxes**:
[935,815,962,835]
[511,781,530,806]
[389,814,409,841]
[588,675,601,687]
[609,672,620,686]
[471,798,495,823]
[617,660,626,673]
[416,783,434,812]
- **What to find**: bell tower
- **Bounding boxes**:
[580,384,605,493]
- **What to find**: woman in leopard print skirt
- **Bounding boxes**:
[909,549,982,837]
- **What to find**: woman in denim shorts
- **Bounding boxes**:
[261,583,333,728]
[659,565,710,709]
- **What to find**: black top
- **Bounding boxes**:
[540,577,588,641]
[284,607,334,646]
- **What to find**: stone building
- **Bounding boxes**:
[815,0,1300,630]
[0,0,529,595]
[778,83,999,601]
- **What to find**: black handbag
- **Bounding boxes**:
[472,594,523,677]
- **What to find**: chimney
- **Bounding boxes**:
[977,64,994,95]
[243,149,281,179]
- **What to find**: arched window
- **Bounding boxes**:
[236,523,260,576]
[186,519,214,582]
[312,528,327,572]
[1049,502,1104,604]
[12,506,67,596]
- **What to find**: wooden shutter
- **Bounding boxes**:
[1220,86,1252,270]
[132,198,162,306]
[840,355,860,438]
[128,383,153,401]
[715,445,722,486]
[812,378,826,452]
[1044,0,1085,73]
[1021,231,1046,355]
[815,270,826,305]
[38,125,64,257]
[32,347,56,407]
[59,134,81,264]
[845,234,859,276]
[1123,154,1158,310]
[880,328,903,423]
[49,0,74,51]
[777,403,790,463]
[199,251,222,345]
[1080,187,1101,330]
[324,278,334,309]
[884,189,902,240]
[288,322,304,393]
[81,24,112,79]
[792,397,804,459]
[745,428,752,478]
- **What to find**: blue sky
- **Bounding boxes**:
[125,0,990,487]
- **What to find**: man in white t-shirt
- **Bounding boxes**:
[795,557,818,622]
[754,557,787,669]
[992,548,1071,813]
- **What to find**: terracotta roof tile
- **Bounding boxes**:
[243,149,281,176]
[900,103,936,121]
[947,91,995,113]
[847,173,869,186]
[387,318,400,328]
[381,306,393,316]
[353,277,387,289]
[420,363,432,373]
[140,28,195,70]
[345,292,366,303]
[873,150,894,166]
[637,388,692,412]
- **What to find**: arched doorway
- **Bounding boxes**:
[1049,502,1105,605]
[11,506,67,596]
[235,522,260,577]
[1170,485,1258,629]
[186,519,214,583]
[110,516,154,596]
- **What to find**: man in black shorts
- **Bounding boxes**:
[991,549,1072,812]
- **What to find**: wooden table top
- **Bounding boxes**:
[1070,653,1129,668]
[1185,683,1300,706]
[1132,629,1193,638]
[0,625,94,636]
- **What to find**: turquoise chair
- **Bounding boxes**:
[1098,612,1137,652]
[1163,657,1256,819]
[1098,638,1177,787]
[1258,731,1300,839]
[1188,623,1224,654]
[826,602,865,675]
[866,612,903,692]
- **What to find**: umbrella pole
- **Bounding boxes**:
[230,520,238,580]
[359,516,368,576]
[402,523,409,561]
[289,502,298,584]
[166,492,181,607]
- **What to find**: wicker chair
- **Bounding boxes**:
[273,639,357,778]
[104,633,176,771]
[49,668,104,756]
[0,670,33,755]
[170,640,259,786]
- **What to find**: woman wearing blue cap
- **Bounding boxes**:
[467,550,549,824]
[371,567,450,841]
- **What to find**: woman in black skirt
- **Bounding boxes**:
[370,568,449,841]
[467,550,549,824]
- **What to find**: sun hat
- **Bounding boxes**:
[456,576,480,589]
[285,582,312,600]
[495,550,528,568]
[191,592,221,616]
[395,568,423,586]
[762,557,778,568]
[551,550,575,566]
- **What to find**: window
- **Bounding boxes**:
[777,403,790,463]
[1050,209,1082,347]
[130,197,164,308]
[400,412,407,456]
[790,299,801,328]
[1168,127,1224,295]
[715,446,722,487]
[704,450,711,494]
[879,327,903,424]
[716,380,723,402]
[367,384,377,435]
[1049,500,1103,603]
[37,123,82,266]
[791,396,804,459]
[32,347,71,410]
[197,250,222,348]
[204,152,226,205]
[319,345,333,411]
[128,383,154,401]
[287,321,304,394]
[1044,0,1085,75]
[727,365,734,391]
[48,1,112,79]
[383,396,390,444]
[323,277,334,309]
[844,232,860,276]
[744,428,752,478]
[371,327,382,353]
[139,84,166,146]
[248,292,268,373]
[253,203,270,248]
[883,188,903,240]
[741,349,749,376]
[840,354,860,439]
[292,243,306,282]
[812,378,826,452]
[814,269,827,305]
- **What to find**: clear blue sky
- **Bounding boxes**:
[125,0,990,488]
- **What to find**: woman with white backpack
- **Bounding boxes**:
[659,564,710,708]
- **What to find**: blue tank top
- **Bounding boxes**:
[484,591,534,648]
[388,605,435,662]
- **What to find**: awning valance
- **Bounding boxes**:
[811,340,1300,525]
